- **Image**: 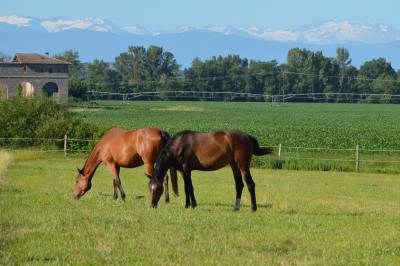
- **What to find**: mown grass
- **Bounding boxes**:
[1,151,399,265]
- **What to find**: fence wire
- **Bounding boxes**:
[1,137,400,168]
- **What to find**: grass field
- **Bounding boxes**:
[70,101,400,173]
[1,151,400,265]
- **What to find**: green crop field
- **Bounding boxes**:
[72,101,400,149]
[70,101,400,173]
[1,151,400,265]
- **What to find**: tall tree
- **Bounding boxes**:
[54,50,86,79]
[335,48,352,66]
[358,58,396,94]
[88,59,120,92]
[54,50,88,98]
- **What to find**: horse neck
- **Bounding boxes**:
[81,146,102,179]
[154,155,171,183]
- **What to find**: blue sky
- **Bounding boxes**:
[2,0,400,30]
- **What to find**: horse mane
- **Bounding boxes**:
[160,130,170,147]
[79,143,101,175]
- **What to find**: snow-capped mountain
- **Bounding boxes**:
[1,15,399,68]
[2,15,399,43]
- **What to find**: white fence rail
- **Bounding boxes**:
[85,90,400,103]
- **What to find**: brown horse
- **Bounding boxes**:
[73,127,178,203]
[147,130,272,211]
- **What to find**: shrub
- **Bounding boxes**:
[0,93,101,150]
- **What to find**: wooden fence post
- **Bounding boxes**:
[64,134,67,157]
[355,144,360,172]
[278,144,282,158]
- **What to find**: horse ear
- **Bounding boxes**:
[77,167,83,175]
[145,173,152,179]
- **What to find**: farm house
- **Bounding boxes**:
[0,53,70,103]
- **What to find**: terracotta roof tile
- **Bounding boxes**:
[12,53,71,65]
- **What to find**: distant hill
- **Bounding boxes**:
[1,16,399,69]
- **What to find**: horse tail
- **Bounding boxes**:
[160,130,178,195]
[249,135,273,156]
[169,167,179,196]
[160,130,171,147]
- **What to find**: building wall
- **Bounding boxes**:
[0,63,69,103]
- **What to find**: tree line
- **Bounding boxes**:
[51,46,400,102]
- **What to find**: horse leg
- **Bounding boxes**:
[105,162,125,201]
[231,163,244,210]
[183,173,190,208]
[116,166,126,201]
[163,173,170,203]
[183,171,197,208]
[241,169,257,211]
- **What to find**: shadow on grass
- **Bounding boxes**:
[280,208,366,217]
[200,202,273,209]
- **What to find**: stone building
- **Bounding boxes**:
[0,53,70,103]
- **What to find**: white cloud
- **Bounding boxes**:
[303,21,372,43]
[41,19,91,32]
[244,27,300,42]
[0,15,31,26]
[40,17,111,32]
[179,26,190,32]
[379,24,389,32]
[121,25,147,34]
[208,26,231,34]
[92,25,112,32]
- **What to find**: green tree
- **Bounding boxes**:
[115,46,146,92]
[358,58,396,94]
[115,45,179,96]
[54,50,88,99]
[334,48,352,67]
[88,59,120,92]
[0,93,100,149]
[54,50,85,78]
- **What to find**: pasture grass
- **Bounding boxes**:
[1,150,400,265]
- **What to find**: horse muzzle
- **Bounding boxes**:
[73,194,81,200]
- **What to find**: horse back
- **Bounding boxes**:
[171,131,237,170]
[101,127,165,167]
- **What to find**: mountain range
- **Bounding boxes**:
[1,15,399,69]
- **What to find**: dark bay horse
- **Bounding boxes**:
[73,127,178,203]
[147,130,272,211]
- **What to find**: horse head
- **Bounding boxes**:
[73,167,92,199]
[147,149,172,207]
[146,173,164,208]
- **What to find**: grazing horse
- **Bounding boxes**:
[147,130,272,211]
[73,127,178,203]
